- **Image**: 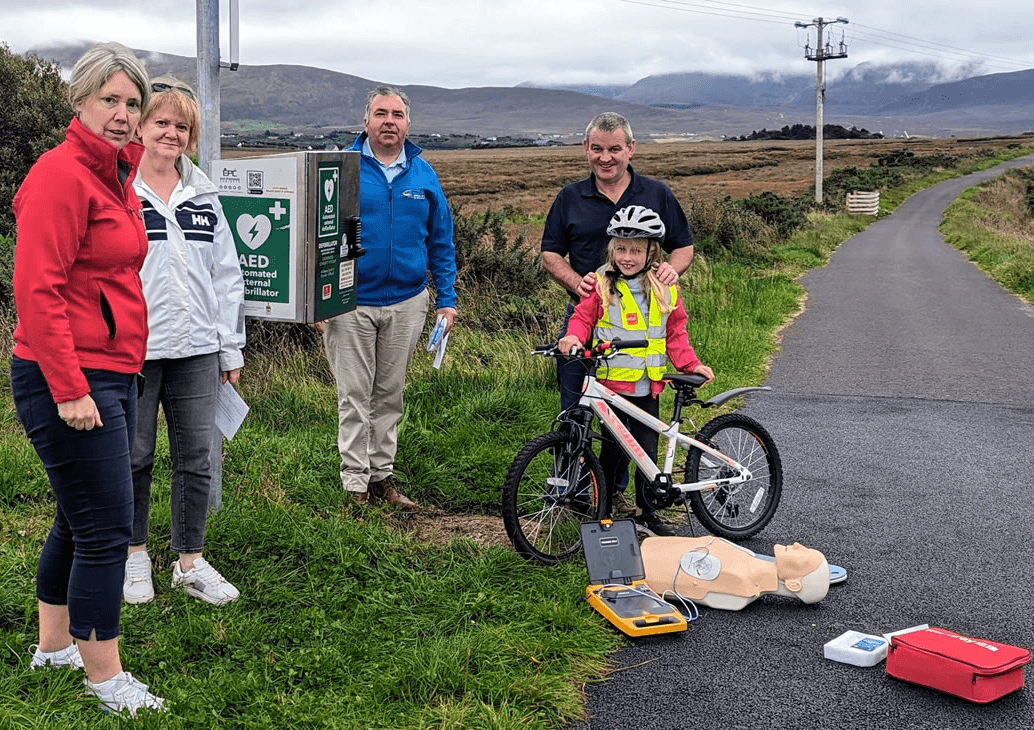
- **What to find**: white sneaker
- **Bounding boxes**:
[29,643,84,670]
[123,551,155,604]
[84,671,165,716]
[171,557,240,605]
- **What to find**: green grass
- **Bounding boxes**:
[2,143,1033,727]
[0,411,617,729]
[940,168,1034,304]
[878,146,1034,214]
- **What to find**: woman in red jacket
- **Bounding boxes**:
[10,42,163,717]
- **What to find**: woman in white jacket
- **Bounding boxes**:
[124,76,246,606]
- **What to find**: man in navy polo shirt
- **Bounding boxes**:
[541,112,694,410]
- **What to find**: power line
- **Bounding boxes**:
[846,31,1027,73]
[846,26,1030,72]
[620,0,804,26]
[851,22,1031,68]
[621,0,1033,73]
[658,0,809,23]
[696,0,1030,69]
[685,0,811,22]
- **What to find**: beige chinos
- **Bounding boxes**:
[322,289,430,494]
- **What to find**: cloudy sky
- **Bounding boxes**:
[3,0,1031,87]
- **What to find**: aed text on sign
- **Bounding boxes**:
[240,254,270,268]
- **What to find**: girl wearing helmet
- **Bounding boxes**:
[558,205,714,536]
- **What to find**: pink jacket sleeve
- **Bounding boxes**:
[665,291,703,373]
[563,289,604,345]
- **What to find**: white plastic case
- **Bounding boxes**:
[823,630,889,667]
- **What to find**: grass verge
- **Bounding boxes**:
[940,167,1034,304]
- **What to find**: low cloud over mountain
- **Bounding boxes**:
[28,43,1034,138]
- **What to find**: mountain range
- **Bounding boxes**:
[27,43,1034,139]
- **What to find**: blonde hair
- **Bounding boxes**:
[68,42,150,114]
[596,237,673,313]
[140,75,200,154]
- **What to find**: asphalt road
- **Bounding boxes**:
[574,156,1034,730]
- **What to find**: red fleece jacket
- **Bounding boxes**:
[12,118,148,403]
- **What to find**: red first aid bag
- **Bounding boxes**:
[886,627,1031,703]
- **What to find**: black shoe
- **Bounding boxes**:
[634,512,675,537]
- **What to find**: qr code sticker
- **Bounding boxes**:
[247,170,263,193]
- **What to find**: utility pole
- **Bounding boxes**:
[196,0,220,173]
[795,16,848,204]
[197,0,238,173]
[196,0,239,509]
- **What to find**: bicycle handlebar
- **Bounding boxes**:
[532,338,649,359]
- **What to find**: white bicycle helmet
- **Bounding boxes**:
[606,205,666,241]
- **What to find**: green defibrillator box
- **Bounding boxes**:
[211,150,363,323]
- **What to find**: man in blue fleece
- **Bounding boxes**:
[319,86,457,509]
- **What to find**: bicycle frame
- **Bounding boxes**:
[502,342,781,563]
[575,375,751,495]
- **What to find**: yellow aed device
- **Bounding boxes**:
[581,519,687,637]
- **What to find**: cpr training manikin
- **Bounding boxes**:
[640,537,830,611]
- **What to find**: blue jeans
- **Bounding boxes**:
[11,358,137,641]
[130,354,219,553]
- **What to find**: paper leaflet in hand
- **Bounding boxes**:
[427,315,447,352]
[427,315,449,369]
[214,382,249,439]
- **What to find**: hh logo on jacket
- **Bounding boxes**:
[141,200,217,243]
[625,312,640,326]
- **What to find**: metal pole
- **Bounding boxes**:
[197,0,223,510]
[815,18,824,205]
[197,0,220,174]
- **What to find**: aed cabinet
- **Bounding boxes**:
[211,150,362,323]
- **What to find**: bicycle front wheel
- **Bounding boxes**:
[684,413,782,540]
[502,431,608,565]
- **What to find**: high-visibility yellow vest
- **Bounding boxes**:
[594,276,676,383]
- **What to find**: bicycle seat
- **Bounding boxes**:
[664,372,708,389]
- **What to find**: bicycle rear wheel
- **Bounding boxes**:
[684,413,782,540]
[502,431,608,565]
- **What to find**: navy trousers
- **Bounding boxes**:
[11,358,136,641]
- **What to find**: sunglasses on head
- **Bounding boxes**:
[151,82,194,99]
